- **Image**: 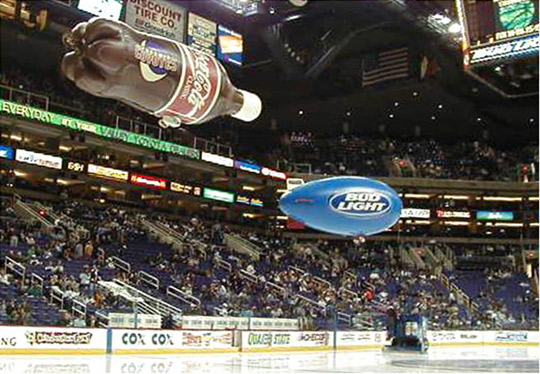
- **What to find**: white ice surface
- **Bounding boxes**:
[0,346,538,374]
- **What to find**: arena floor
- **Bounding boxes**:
[0,346,538,373]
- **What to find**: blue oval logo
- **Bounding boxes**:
[329,189,392,218]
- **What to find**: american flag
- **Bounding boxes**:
[361,47,410,87]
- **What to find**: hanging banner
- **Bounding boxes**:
[187,13,217,56]
[0,100,200,160]
[124,0,187,42]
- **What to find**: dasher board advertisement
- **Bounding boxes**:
[0,326,106,353]
[124,0,187,42]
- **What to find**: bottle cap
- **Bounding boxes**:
[232,90,262,122]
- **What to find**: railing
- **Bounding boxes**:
[313,276,331,288]
[0,84,49,110]
[216,258,232,272]
[50,287,65,309]
[138,271,160,290]
[193,137,232,157]
[116,116,162,140]
[34,202,90,241]
[142,219,206,254]
[97,248,106,264]
[115,116,233,156]
[239,269,258,283]
[277,160,312,174]
[296,294,325,311]
[166,285,201,308]
[5,256,25,283]
[408,248,426,269]
[136,301,161,316]
[72,299,87,320]
[440,272,483,319]
[344,270,357,281]
[353,315,374,329]
[30,273,43,292]
[339,288,358,299]
[266,281,286,294]
[288,265,306,275]
[337,311,352,325]
[224,234,260,259]
[95,310,110,328]
[115,280,182,318]
[154,222,206,253]
[399,247,415,268]
[110,256,131,273]
[13,199,52,227]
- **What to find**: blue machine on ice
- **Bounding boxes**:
[386,313,429,352]
[279,177,402,237]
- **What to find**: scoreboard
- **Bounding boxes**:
[457,0,539,66]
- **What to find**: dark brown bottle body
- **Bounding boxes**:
[62,18,260,128]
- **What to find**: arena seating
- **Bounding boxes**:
[0,198,537,331]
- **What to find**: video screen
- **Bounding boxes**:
[217,25,243,66]
[461,0,538,46]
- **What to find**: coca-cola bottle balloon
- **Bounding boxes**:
[61,18,261,128]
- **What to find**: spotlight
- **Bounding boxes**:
[448,23,462,34]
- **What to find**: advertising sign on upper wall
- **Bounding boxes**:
[15,149,63,170]
[77,0,123,20]
[217,25,243,66]
[0,145,14,160]
[187,13,217,56]
[124,0,187,42]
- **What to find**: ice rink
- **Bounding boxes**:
[0,346,538,374]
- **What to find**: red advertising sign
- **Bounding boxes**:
[130,174,167,189]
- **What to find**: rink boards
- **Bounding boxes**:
[0,326,538,354]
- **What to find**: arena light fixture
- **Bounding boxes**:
[242,185,256,191]
[530,222,539,227]
[410,220,432,225]
[403,193,431,199]
[288,0,308,7]
[494,223,524,227]
[448,23,462,34]
[13,170,27,177]
[528,197,539,201]
[443,221,469,226]
[442,195,469,200]
[483,196,522,202]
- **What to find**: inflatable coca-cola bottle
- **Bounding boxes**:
[61,18,261,128]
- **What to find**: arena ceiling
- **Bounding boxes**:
[1,0,538,145]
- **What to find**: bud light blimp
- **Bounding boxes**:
[279,177,402,237]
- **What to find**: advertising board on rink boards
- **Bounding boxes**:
[0,326,107,354]
[427,330,539,346]
[427,330,483,345]
[241,331,333,351]
[336,331,385,349]
[112,329,235,354]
